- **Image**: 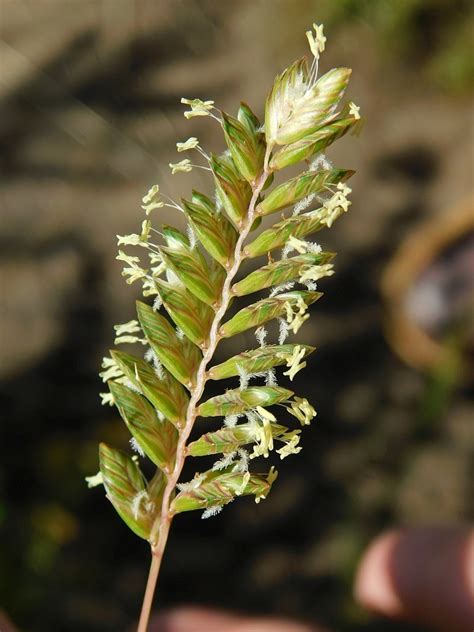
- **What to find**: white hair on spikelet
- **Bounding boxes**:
[201,504,223,519]
[278,318,290,344]
[130,437,145,457]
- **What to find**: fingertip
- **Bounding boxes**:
[354,530,404,617]
[354,527,474,631]
[150,606,240,632]
[149,607,321,632]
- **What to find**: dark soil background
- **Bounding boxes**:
[0,1,472,631]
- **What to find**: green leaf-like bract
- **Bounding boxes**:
[211,152,252,225]
[207,344,315,380]
[244,208,339,258]
[197,386,293,417]
[99,443,162,539]
[136,301,201,389]
[187,422,292,456]
[182,191,238,267]
[219,290,322,338]
[265,59,352,145]
[161,245,221,306]
[156,279,214,348]
[232,252,335,296]
[238,102,261,135]
[109,382,178,471]
[171,469,273,514]
[162,225,189,250]
[110,350,188,425]
[222,111,265,183]
[265,58,308,144]
[257,168,353,216]
[270,115,358,170]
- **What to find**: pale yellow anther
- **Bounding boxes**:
[141,279,159,297]
[235,471,250,496]
[306,31,318,58]
[320,182,352,228]
[322,213,335,228]
[141,185,164,215]
[288,396,317,426]
[149,253,162,265]
[256,406,276,422]
[288,235,308,254]
[116,219,151,248]
[296,296,308,315]
[142,201,164,216]
[99,392,114,406]
[176,137,199,152]
[277,434,302,459]
[184,111,210,119]
[169,159,193,174]
[151,262,166,278]
[116,247,151,285]
[250,414,275,459]
[284,298,310,334]
[284,301,294,323]
[306,23,326,58]
[141,220,151,240]
[142,184,160,205]
[299,263,334,284]
[349,101,361,120]
[122,267,148,284]
[301,398,316,420]
[85,472,103,488]
[337,181,352,196]
[283,361,306,381]
[99,356,123,382]
[262,418,274,455]
[181,97,215,119]
[114,334,146,345]
[282,345,307,381]
[267,466,278,485]
[116,250,140,265]
[290,313,309,334]
[313,23,326,52]
[339,198,351,212]
[114,320,141,336]
[117,234,142,247]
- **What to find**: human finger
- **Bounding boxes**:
[149,606,324,632]
[354,527,474,631]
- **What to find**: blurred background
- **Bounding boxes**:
[0,1,473,630]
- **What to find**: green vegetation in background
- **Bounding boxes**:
[320,0,474,94]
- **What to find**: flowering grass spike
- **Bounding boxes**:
[89,24,361,632]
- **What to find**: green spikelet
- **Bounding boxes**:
[89,22,361,628]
